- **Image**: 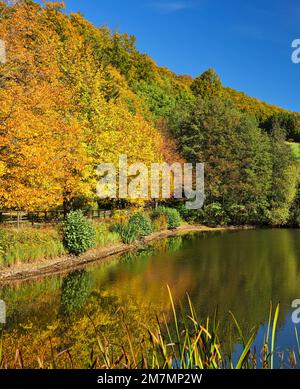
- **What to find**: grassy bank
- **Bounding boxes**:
[0,224,225,283]
[0,207,182,270]
[94,222,120,247]
[0,222,121,268]
[0,227,66,267]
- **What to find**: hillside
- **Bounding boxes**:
[0,0,300,226]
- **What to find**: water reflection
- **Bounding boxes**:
[0,229,300,367]
[60,270,91,317]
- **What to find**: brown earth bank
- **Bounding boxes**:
[0,225,253,284]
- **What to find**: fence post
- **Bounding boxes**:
[0,300,6,324]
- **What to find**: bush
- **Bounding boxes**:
[202,203,229,226]
[129,212,153,237]
[152,214,168,232]
[175,203,202,224]
[112,212,153,244]
[177,203,230,226]
[117,222,139,244]
[63,211,95,255]
[152,207,181,230]
[226,204,249,225]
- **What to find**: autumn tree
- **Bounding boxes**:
[191,68,222,100]
[0,0,90,211]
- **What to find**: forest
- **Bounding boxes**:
[1,0,300,226]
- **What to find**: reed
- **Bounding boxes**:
[86,294,289,369]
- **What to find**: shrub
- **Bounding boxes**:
[202,203,229,226]
[175,203,201,224]
[177,203,229,226]
[129,212,153,237]
[117,222,139,244]
[152,207,181,230]
[111,212,153,244]
[152,214,168,232]
[226,204,249,225]
[63,211,95,255]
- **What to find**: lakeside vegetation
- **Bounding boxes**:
[0,207,182,267]
[0,226,66,266]
[0,287,298,369]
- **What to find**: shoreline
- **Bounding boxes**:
[0,224,251,284]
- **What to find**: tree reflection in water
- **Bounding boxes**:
[0,229,300,367]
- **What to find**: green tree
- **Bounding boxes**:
[175,97,273,224]
[191,68,222,99]
[268,126,299,225]
[261,112,300,141]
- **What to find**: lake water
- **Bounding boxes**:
[1,229,300,368]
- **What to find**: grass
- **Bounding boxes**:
[93,222,120,247]
[286,142,300,160]
[97,296,297,369]
[0,226,65,267]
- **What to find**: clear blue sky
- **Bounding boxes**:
[38,0,300,112]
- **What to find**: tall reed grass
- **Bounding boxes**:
[89,288,288,369]
[0,227,65,267]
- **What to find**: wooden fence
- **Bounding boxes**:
[0,209,117,227]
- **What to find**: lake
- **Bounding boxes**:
[1,229,300,368]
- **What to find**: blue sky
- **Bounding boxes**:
[38,0,300,112]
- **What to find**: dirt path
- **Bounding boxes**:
[0,225,240,284]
